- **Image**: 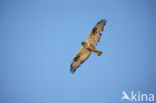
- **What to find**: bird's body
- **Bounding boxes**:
[70,19,107,73]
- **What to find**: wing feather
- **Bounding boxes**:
[87,19,107,46]
[70,47,91,73]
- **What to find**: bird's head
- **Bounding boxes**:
[81,41,87,47]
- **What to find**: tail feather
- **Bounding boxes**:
[96,51,102,56]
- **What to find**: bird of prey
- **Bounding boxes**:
[70,19,107,73]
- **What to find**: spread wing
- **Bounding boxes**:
[70,47,91,73]
[87,19,107,46]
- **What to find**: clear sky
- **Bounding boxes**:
[1,0,156,103]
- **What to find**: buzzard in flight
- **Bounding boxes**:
[70,19,107,73]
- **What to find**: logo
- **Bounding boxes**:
[121,90,154,102]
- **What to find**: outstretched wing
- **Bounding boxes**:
[70,47,91,73]
[87,19,107,46]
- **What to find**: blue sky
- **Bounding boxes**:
[1,0,156,103]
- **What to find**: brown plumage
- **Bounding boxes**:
[70,19,107,73]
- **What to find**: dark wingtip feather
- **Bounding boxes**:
[96,19,107,31]
[96,19,107,26]
[101,19,107,21]
[70,64,75,74]
[100,19,107,24]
